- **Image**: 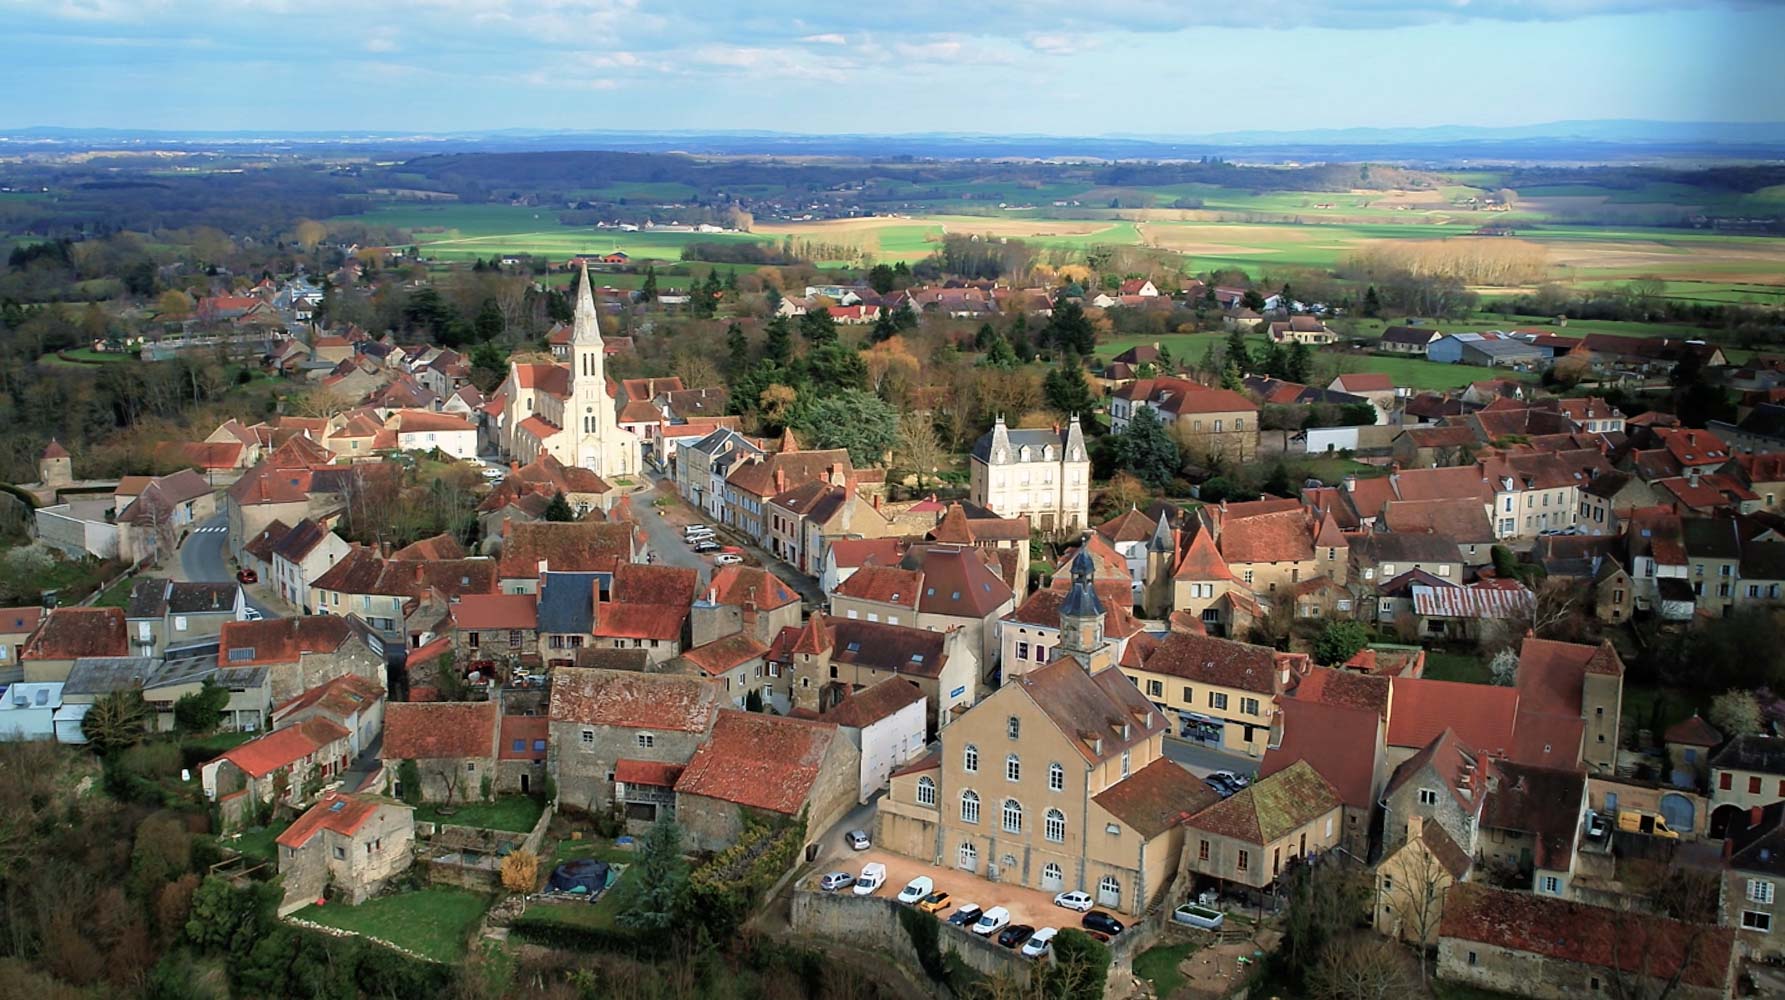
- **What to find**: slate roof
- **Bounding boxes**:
[673,710,840,815]
[1094,757,1222,838]
[1184,759,1342,845]
[1726,802,1785,876]
[126,579,239,618]
[1352,532,1463,566]
[548,667,718,732]
[1713,734,1785,775]
[382,701,498,760]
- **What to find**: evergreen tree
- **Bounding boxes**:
[892,299,919,332]
[1043,359,1098,418]
[474,297,503,342]
[724,321,750,372]
[867,263,897,294]
[974,323,998,351]
[980,332,1018,369]
[799,307,838,346]
[1262,342,1288,379]
[1044,299,1097,356]
[1220,360,1245,391]
[1362,285,1381,317]
[1241,288,1266,311]
[619,819,689,932]
[640,266,658,303]
[869,307,897,343]
[544,492,575,522]
[723,269,738,292]
[1224,327,1252,374]
[763,316,793,365]
[1286,340,1314,384]
[1108,407,1180,488]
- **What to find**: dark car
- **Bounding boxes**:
[1204,775,1236,797]
[1081,911,1125,936]
[997,924,1036,949]
[947,904,983,927]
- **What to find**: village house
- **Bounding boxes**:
[275,792,415,914]
[217,616,386,704]
[1124,631,1310,756]
[689,564,803,649]
[830,545,1016,674]
[381,700,500,804]
[450,593,539,675]
[1709,735,1785,838]
[672,710,860,852]
[785,613,976,731]
[1109,378,1259,463]
[1721,802,1785,957]
[124,580,244,655]
[269,519,351,613]
[20,606,127,684]
[1515,637,1624,775]
[1374,814,1473,946]
[968,416,1091,533]
[1180,760,1345,895]
[721,434,856,544]
[998,582,1146,687]
[308,547,499,648]
[1436,883,1736,1000]
[1377,326,1442,355]
[201,717,354,816]
[676,426,764,521]
[0,606,43,683]
[496,520,639,595]
[1380,728,1485,862]
[1266,316,1339,345]
[678,631,770,709]
[1258,692,1387,858]
[270,673,386,758]
[1476,759,1587,897]
[818,537,906,596]
[822,677,929,803]
[547,668,718,822]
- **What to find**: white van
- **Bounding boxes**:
[971,906,1011,936]
[853,862,887,896]
[895,875,934,904]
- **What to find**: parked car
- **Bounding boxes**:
[1021,928,1057,958]
[1081,911,1124,936]
[971,907,1011,937]
[1053,891,1094,912]
[1209,770,1248,790]
[853,863,887,896]
[846,830,871,851]
[713,553,744,566]
[235,568,258,584]
[997,924,1035,949]
[480,466,505,482]
[917,891,952,914]
[819,872,855,892]
[1617,809,1679,840]
[896,876,934,905]
[1204,775,1236,797]
[693,540,722,553]
[946,903,983,927]
[242,607,264,622]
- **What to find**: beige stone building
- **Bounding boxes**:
[275,792,414,914]
[968,416,1090,533]
[1108,377,1259,464]
[1123,631,1311,756]
[1373,814,1471,945]
[1179,760,1343,892]
[785,613,977,733]
[672,710,860,852]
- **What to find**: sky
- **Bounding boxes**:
[2,0,1782,134]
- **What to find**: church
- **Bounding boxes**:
[496,264,641,479]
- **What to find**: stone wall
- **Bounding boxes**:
[1436,936,1727,1000]
[790,888,1033,983]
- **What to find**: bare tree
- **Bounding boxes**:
[1308,933,1422,1000]
[294,386,354,421]
[894,411,948,484]
[1378,833,1454,984]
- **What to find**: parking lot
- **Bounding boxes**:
[809,846,1109,940]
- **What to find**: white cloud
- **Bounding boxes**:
[799,32,847,44]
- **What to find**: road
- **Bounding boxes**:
[1162,737,1260,779]
[177,512,277,618]
[637,476,826,607]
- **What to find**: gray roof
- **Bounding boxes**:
[1379,326,1438,346]
[1059,545,1104,619]
[970,425,1068,463]
[538,571,602,634]
[127,580,242,619]
[144,652,220,690]
[1462,339,1544,358]
[1682,517,1741,560]
[1714,734,1785,775]
[1353,532,1463,565]
[63,657,163,697]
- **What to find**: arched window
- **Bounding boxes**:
[1002,798,1023,834]
[1006,754,1021,782]
[1007,716,1020,739]
[916,776,936,807]
[1045,808,1066,843]
[1099,875,1121,908]
[961,790,980,824]
[963,744,979,773]
[1042,445,1054,461]
[1048,762,1065,792]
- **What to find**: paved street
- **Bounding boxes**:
[639,477,826,607]
[1162,736,1261,779]
[176,512,277,618]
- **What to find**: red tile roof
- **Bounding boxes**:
[1387,676,1519,756]
[1663,713,1722,747]
[381,701,498,761]
[548,667,718,732]
[611,563,698,606]
[216,717,350,778]
[1290,666,1390,717]
[1217,509,1314,565]
[680,632,768,677]
[1438,883,1734,991]
[834,565,922,608]
[272,674,384,722]
[390,533,467,561]
[499,715,549,761]
[218,616,354,667]
[0,606,43,635]
[704,565,799,610]
[21,607,127,660]
[498,522,634,578]
[673,710,840,815]
[593,601,687,641]
[614,759,684,787]
[277,792,391,848]
[823,677,925,729]
[1172,526,1233,581]
[1259,698,1382,810]
[452,593,538,631]
[1093,757,1222,838]
[1139,632,1298,695]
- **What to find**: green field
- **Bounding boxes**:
[1096,329,1527,392]
[297,887,491,962]
[345,204,770,264]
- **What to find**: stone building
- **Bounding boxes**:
[200,717,353,814]
[784,613,975,733]
[1436,883,1736,1000]
[380,700,500,804]
[546,668,718,819]
[1108,377,1258,463]
[829,545,1015,674]
[1179,760,1344,893]
[217,616,386,704]
[275,792,414,914]
[672,710,860,852]
[968,416,1090,533]
[20,606,128,684]
[450,593,539,674]
[1374,814,1471,946]
[1721,802,1785,958]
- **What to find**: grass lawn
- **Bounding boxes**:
[1622,683,1704,742]
[223,822,289,865]
[298,887,492,962]
[1351,353,1536,392]
[1424,650,1494,685]
[415,796,545,834]
[90,574,139,608]
[521,863,637,931]
[1133,940,1200,998]
[550,834,638,866]
[183,729,258,754]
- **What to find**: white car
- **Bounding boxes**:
[242,608,264,622]
[683,525,716,538]
[1053,891,1094,912]
[895,876,934,905]
[1021,927,1057,958]
[480,466,505,482]
[713,553,744,566]
[971,907,1011,936]
[853,862,886,896]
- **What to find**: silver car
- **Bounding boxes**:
[819,871,854,892]
[846,829,871,850]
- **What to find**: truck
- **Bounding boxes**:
[1616,809,1680,840]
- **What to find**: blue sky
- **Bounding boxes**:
[2,0,1781,133]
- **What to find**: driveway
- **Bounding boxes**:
[1162,737,1261,779]
[176,512,278,618]
[809,845,1101,939]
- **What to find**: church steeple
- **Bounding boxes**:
[1058,541,1105,658]
[573,262,602,345]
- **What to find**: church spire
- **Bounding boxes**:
[573,262,602,345]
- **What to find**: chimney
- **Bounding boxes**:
[1342,475,1357,493]
[774,467,787,494]
[844,478,856,502]
[872,493,882,511]
[1688,468,1700,488]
